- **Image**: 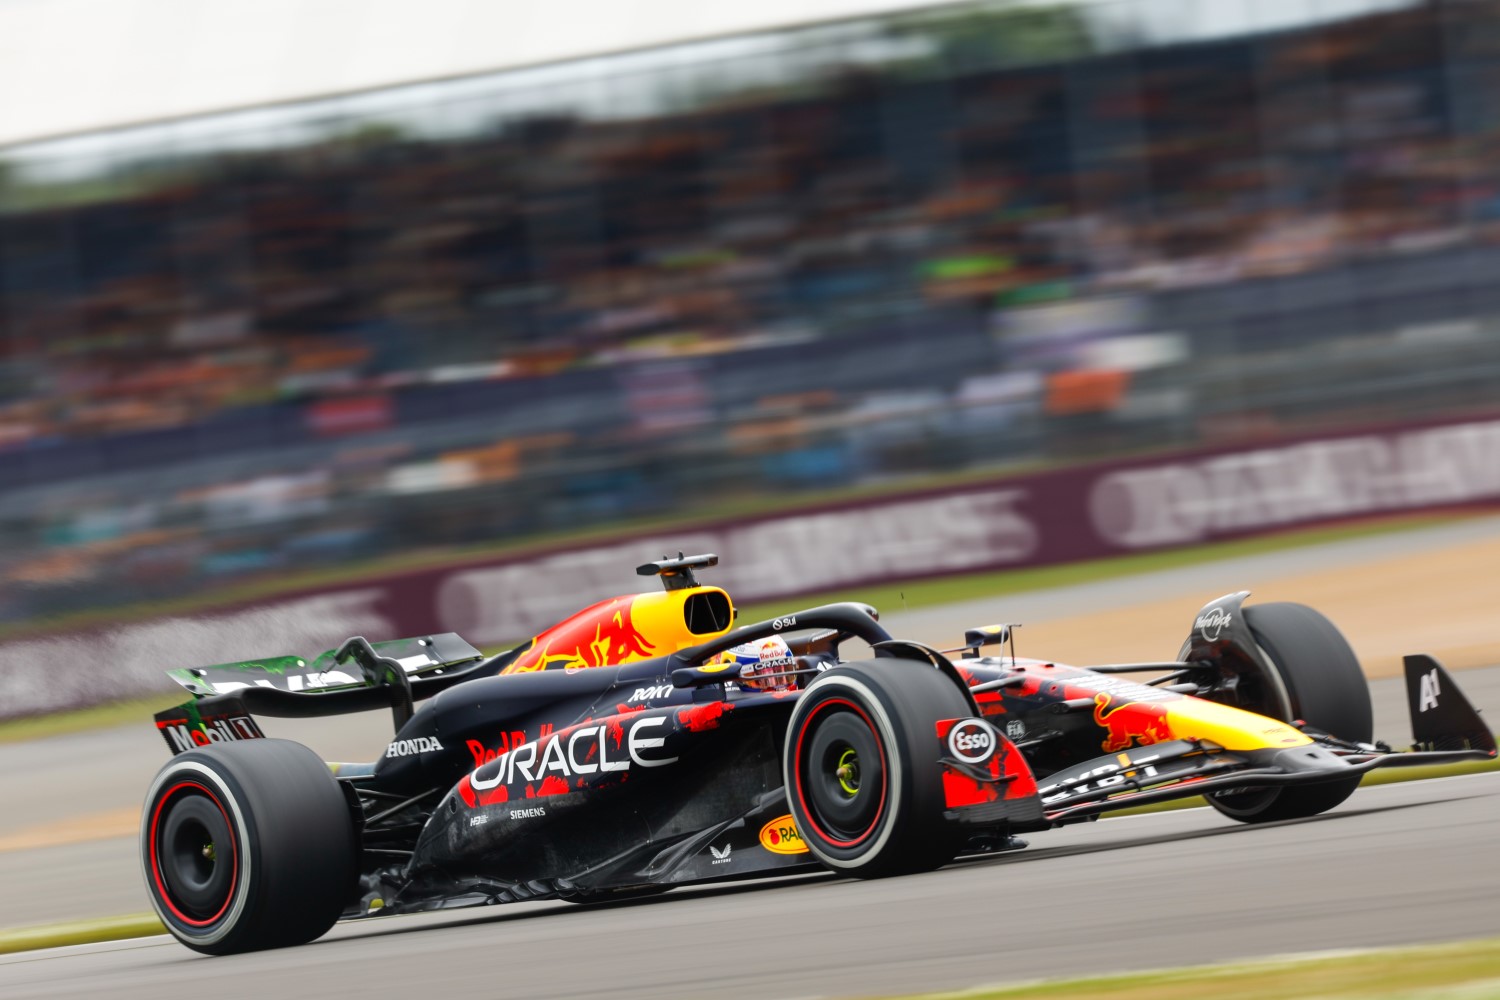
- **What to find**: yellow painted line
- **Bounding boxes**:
[0,807,139,854]
[916,935,1500,999]
[0,914,163,955]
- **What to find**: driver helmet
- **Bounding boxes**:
[712,635,798,692]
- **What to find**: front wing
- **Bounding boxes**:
[937,727,1495,829]
[1036,736,1493,823]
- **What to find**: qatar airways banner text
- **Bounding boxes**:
[4,414,1499,717]
[1086,423,1500,548]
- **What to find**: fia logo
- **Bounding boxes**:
[1418,669,1441,712]
[710,844,732,864]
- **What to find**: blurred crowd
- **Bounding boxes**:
[4,0,1500,622]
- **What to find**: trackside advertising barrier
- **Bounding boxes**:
[4,412,1500,718]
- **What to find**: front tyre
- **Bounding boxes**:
[141,739,357,954]
[784,660,970,877]
[1208,602,1373,824]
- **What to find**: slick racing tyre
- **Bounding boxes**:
[784,659,970,877]
[1207,602,1373,824]
[141,738,358,954]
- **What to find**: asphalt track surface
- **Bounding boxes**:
[3,771,1497,1000]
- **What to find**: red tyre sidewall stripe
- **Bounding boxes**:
[149,780,239,928]
[793,696,889,848]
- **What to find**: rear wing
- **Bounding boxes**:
[165,632,483,697]
[153,632,489,755]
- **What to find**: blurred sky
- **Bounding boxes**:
[0,0,1412,147]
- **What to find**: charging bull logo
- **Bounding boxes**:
[505,596,657,673]
[1093,693,1173,752]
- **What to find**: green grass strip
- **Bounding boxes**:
[0,914,163,955]
[906,934,1500,999]
[1361,755,1500,784]
[0,697,175,746]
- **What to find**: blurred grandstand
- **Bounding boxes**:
[3,0,1500,625]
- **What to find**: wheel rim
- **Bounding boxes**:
[836,748,860,796]
[794,698,889,847]
[149,782,238,927]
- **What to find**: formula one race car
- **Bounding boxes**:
[140,554,1496,954]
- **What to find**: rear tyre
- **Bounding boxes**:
[1207,602,1373,824]
[141,738,358,954]
[784,660,970,877]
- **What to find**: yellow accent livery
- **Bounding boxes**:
[500,586,735,674]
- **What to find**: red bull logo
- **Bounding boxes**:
[505,595,657,673]
[1093,692,1173,752]
[466,725,552,767]
[757,639,788,661]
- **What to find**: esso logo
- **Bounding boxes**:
[954,728,991,754]
[947,719,997,764]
